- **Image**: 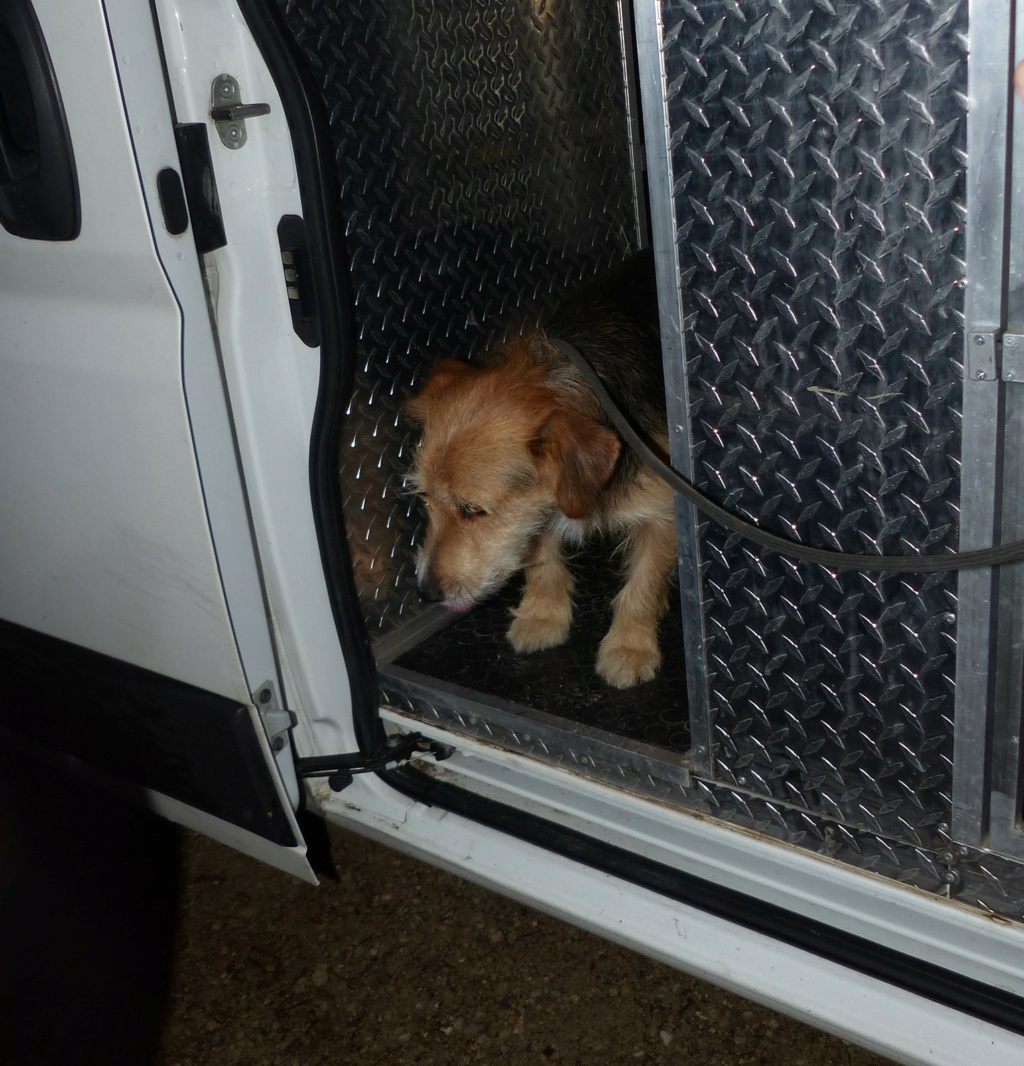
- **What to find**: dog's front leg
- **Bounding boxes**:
[507,530,574,653]
[597,517,677,687]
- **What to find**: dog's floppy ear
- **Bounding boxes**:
[406,359,475,423]
[531,409,621,519]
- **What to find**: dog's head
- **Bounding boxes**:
[405,340,620,611]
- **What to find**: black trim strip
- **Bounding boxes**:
[386,764,1024,1038]
[236,0,380,746]
[0,618,296,846]
[173,122,227,254]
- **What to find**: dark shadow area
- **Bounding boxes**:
[0,743,181,1066]
[394,543,690,751]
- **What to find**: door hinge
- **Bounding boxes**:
[1003,332,1024,382]
[296,733,454,792]
[966,330,999,382]
[969,330,1024,384]
[253,680,296,754]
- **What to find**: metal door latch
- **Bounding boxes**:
[210,75,270,149]
[296,733,454,792]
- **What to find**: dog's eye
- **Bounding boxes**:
[457,502,487,520]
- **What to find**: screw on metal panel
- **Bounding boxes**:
[272,735,286,753]
[942,613,956,625]
[938,849,956,865]
[259,688,272,704]
[941,868,962,891]
[1006,335,1018,347]
[974,334,986,345]
[976,369,988,379]
[227,125,242,142]
[219,80,233,97]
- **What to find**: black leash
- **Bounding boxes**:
[549,337,1024,573]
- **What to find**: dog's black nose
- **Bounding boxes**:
[418,574,444,603]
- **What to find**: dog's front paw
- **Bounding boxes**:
[507,607,571,653]
[596,631,661,688]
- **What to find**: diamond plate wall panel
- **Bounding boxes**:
[277,0,637,635]
[659,0,966,845]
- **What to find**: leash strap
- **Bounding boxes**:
[549,337,1024,573]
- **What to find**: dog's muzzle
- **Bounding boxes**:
[417,572,445,603]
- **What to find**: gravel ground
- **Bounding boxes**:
[161,825,896,1066]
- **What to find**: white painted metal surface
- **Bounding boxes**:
[149,0,358,760]
[0,0,313,876]
[379,708,1024,996]
[0,0,244,701]
[102,0,304,803]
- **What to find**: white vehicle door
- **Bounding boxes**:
[0,0,315,882]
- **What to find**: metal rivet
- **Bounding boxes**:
[974,334,986,345]
[272,735,286,752]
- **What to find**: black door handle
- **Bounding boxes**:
[0,0,79,241]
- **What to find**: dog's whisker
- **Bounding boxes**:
[396,471,424,498]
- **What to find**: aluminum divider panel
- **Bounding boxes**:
[635,0,713,771]
[983,0,1024,860]
[949,0,1011,849]
[647,0,967,847]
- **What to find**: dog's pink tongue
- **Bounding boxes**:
[445,602,473,614]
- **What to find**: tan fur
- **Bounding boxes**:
[407,333,675,688]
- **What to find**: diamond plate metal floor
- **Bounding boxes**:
[383,543,690,753]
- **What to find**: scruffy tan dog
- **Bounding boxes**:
[405,252,676,688]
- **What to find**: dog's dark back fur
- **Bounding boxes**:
[545,249,664,498]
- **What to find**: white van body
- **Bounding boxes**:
[3,1,1024,1063]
